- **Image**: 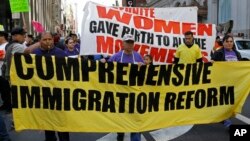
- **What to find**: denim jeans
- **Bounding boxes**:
[130,133,141,141]
[0,114,11,141]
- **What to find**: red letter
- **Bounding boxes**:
[201,51,209,62]
[97,6,132,25]
[97,36,114,54]
[150,47,167,62]
[132,8,139,15]
[114,39,123,53]
[166,49,176,63]
[134,16,153,30]
[149,8,155,18]
[198,23,213,36]
[139,45,150,57]
[154,20,180,34]
[182,23,196,34]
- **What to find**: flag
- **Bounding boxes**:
[32,21,45,33]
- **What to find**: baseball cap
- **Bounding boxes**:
[123,34,134,42]
[0,31,8,39]
[11,27,27,35]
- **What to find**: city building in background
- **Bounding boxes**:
[0,0,12,33]
[122,0,147,7]
[0,0,77,36]
[207,0,250,38]
[22,0,62,35]
[61,0,77,36]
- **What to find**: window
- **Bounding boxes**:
[235,40,250,50]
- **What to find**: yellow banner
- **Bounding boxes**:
[10,54,250,132]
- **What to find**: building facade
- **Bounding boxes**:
[122,0,147,7]
[207,0,250,38]
[61,0,77,36]
[0,0,64,36]
[0,0,12,33]
[23,0,62,35]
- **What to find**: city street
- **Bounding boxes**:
[2,94,250,141]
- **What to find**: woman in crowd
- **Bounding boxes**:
[212,35,242,128]
[212,35,241,61]
[64,37,79,57]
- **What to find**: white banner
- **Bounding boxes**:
[152,6,198,23]
[80,2,216,64]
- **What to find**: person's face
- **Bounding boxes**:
[144,56,152,65]
[123,40,134,54]
[66,39,75,50]
[40,33,54,50]
[223,37,234,51]
[184,34,194,45]
[12,34,26,43]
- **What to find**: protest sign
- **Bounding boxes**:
[9,0,29,13]
[80,2,215,64]
[11,54,250,132]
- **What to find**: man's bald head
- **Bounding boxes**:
[40,31,54,50]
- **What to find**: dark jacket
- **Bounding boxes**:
[64,48,79,56]
[211,48,242,61]
[32,46,66,57]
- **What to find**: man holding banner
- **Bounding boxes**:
[174,31,203,64]
[108,34,143,141]
[108,34,144,65]
[32,32,69,141]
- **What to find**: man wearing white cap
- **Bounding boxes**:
[108,34,144,65]
[108,34,143,141]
